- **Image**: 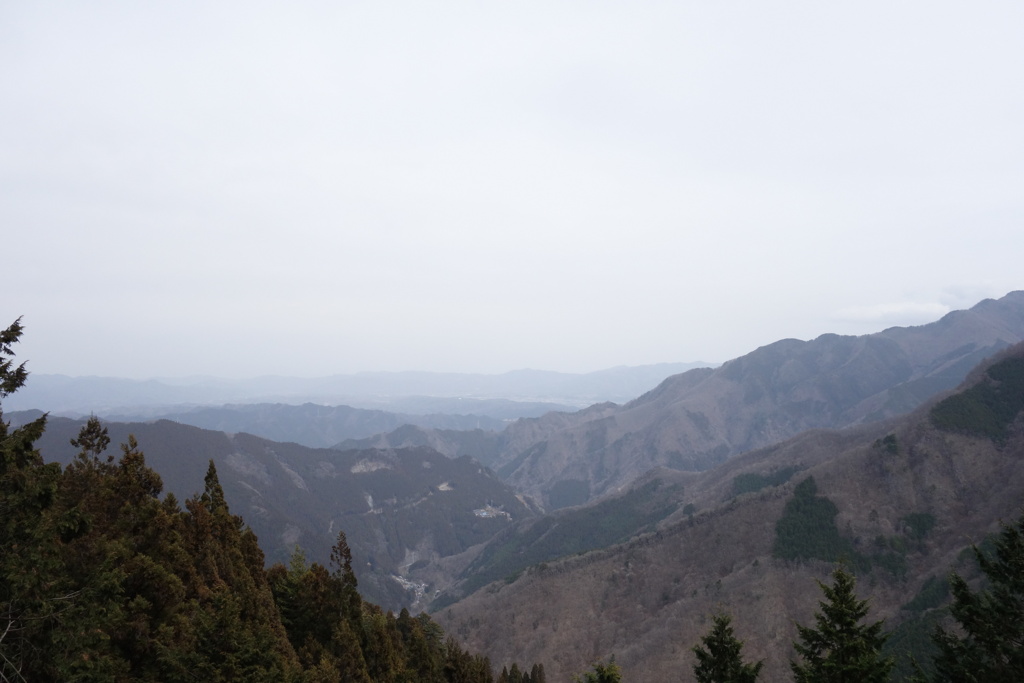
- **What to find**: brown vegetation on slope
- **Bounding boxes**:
[436,344,1024,682]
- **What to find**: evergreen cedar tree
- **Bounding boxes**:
[0,318,539,682]
[495,662,546,683]
[692,613,763,683]
[791,565,894,683]
[572,658,621,683]
[929,509,1024,682]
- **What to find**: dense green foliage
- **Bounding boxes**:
[902,576,949,614]
[573,658,621,683]
[883,611,943,682]
[547,478,591,510]
[874,434,899,455]
[772,477,858,566]
[495,663,546,683]
[692,613,762,683]
[791,566,894,683]
[929,509,1024,682]
[773,477,921,578]
[929,356,1024,441]
[900,513,936,541]
[880,576,951,680]
[731,466,800,497]
[0,320,535,682]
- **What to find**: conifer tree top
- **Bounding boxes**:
[791,565,893,683]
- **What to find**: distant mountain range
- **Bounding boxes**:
[6,362,712,415]
[106,403,511,449]
[352,292,1024,509]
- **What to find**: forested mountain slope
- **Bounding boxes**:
[436,342,1024,682]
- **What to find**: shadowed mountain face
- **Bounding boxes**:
[357,292,1024,509]
[435,343,1024,683]
[30,417,536,610]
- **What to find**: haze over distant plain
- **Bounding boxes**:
[3,2,1022,379]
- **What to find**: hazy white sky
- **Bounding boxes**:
[3,2,1023,378]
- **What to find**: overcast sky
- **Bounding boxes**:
[3,2,1023,379]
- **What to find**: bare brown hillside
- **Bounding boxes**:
[435,345,1024,682]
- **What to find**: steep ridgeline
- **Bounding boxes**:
[32,418,537,611]
[335,401,621,472]
[402,290,1023,510]
[435,342,1024,683]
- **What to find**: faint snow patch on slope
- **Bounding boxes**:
[225,451,271,485]
[352,458,394,474]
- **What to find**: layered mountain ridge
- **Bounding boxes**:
[348,292,1024,509]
